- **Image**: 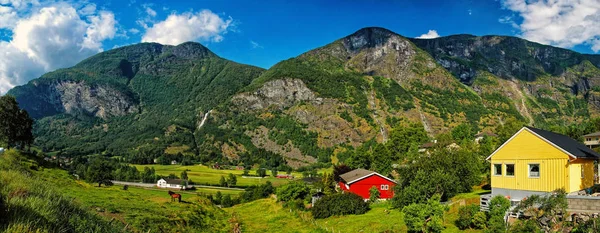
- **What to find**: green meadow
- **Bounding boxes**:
[132,164,332,187]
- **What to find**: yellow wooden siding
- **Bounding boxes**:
[490,159,568,192]
[568,159,596,192]
[489,129,596,193]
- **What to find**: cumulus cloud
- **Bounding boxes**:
[0,2,117,94]
[502,0,600,52]
[416,30,440,39]
[142,9,233,45]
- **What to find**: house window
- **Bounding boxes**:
[380,185,389,190]
[493,164,502,176]
[529,164,540,178]
[587,138,592,141]
[506,164,515,176]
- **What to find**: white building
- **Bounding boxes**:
[157,178,188,190]
[0,147,4,154]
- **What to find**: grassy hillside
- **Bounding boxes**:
[0,150,234,233]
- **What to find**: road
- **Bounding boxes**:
[111,181,245,191]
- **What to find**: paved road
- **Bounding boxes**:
[111,181,245,191]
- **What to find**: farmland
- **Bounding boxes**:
[132,164,332,187]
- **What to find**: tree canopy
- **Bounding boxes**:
[0,95,33,149]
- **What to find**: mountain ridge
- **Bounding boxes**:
[7,27,600,169]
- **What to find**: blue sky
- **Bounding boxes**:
[1,0,600,93]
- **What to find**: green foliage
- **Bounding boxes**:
[332,164,352,182]
[409,81,487,123]
[312,193,370,219]
[485,195,511,233]
[0,150,120,232]
[226,173,237,187]
[369,186,380,203]
[370,143,393,175]
[181,170,188,180]
[256,168,267,177]
[240,181,275,203]
[387,120,429,160]
[84,157,115,187]
[219,175,227,187]
[451,123,475,142]
[392,148,482,208]
[276,182,310,202]
[472,211,487,229]
[512,189,568,231]
[0,95,34,149]
[455,204,480,230]
[372,76,414,111]
[402,194,448,233]
[339,111,353,123]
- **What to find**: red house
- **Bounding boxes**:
[338,169,397,200]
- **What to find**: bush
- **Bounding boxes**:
[402,194,448,233]
[276,182,310,202]
[369,186,380,203]
[312,193,369,219]
[472,211,487,229]
[456,204,480,230]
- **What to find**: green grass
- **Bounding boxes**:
[132,164,332,187]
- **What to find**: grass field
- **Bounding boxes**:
[227,196,485,233]
[132,164,332,187]
[34,162,234,232]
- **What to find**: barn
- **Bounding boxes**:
[338,168,396,200]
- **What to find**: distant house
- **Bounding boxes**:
[486,126,600,201]
[171,160,178,165]
[311,192,325,207]
[157,178,189,190]
[276,174,294,179]
[475,132,497,143]
[418,141,436,153]
[338,168,397,200]
[583,131,600,149]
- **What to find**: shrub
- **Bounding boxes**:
[312,193,369,219]
[369,186,380,203]
[402,194,448,233]
[472,211,487,229]
[276,182,310,202]
[486,196,511,233]
[456,204,480,230]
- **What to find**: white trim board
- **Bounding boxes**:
[485,127,577,161]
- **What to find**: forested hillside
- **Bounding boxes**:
[8,27,600,171]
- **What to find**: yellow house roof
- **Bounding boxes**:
[486,126,600,161]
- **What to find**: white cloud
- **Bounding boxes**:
[250,40,263,49]
[416,30,440,39]
[144,5,156,17]
[142,9,233,45]
[0,2,117,94]
[78,3,96,16]
[0,6,18,28]
[502,0,600,52]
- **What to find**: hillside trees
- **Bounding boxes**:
[402,194,448,233]
[85,157,115,187]
[0,95,34,149]
[312,193,370,219]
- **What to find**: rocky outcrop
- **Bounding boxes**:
[232,79,321,111]
[51,81,138,119]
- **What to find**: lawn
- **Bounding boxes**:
[34,165,233,232]
[132,164,332,187]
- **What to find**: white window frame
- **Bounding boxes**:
[493,164,502,176]
[380,184,389,190]
[528,163,540,178]
[505,164,515,177]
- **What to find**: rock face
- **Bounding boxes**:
[52,81,139,119]
[232,79,319,111]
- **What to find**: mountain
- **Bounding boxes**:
[8,27,600,168]
[8,42,265,157]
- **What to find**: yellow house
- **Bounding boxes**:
[486,126,600,201]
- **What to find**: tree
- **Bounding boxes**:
[256,168,266,177]
[332,164,352,182]
[181,170,188,180]
[451,123,475,142]
[226,173,237,187]
[321,173,335,194]
[495,117,525,143]
[312,193,369,219]
[0,96,34,149]
[486,195,511,233]
[214,191,223,205]
[402,194,448,233]
[219,175,227,187]
[387,121,429,160]
[276,182,310,202]
[221,194,233,207]
[85,157,115,187]
[369,186,380,203]
[271,169,278,177]
[455,204,479,230]
[370,144,392,175]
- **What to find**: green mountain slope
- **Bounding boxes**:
[8,42,265,158]
[9,27,600,169]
